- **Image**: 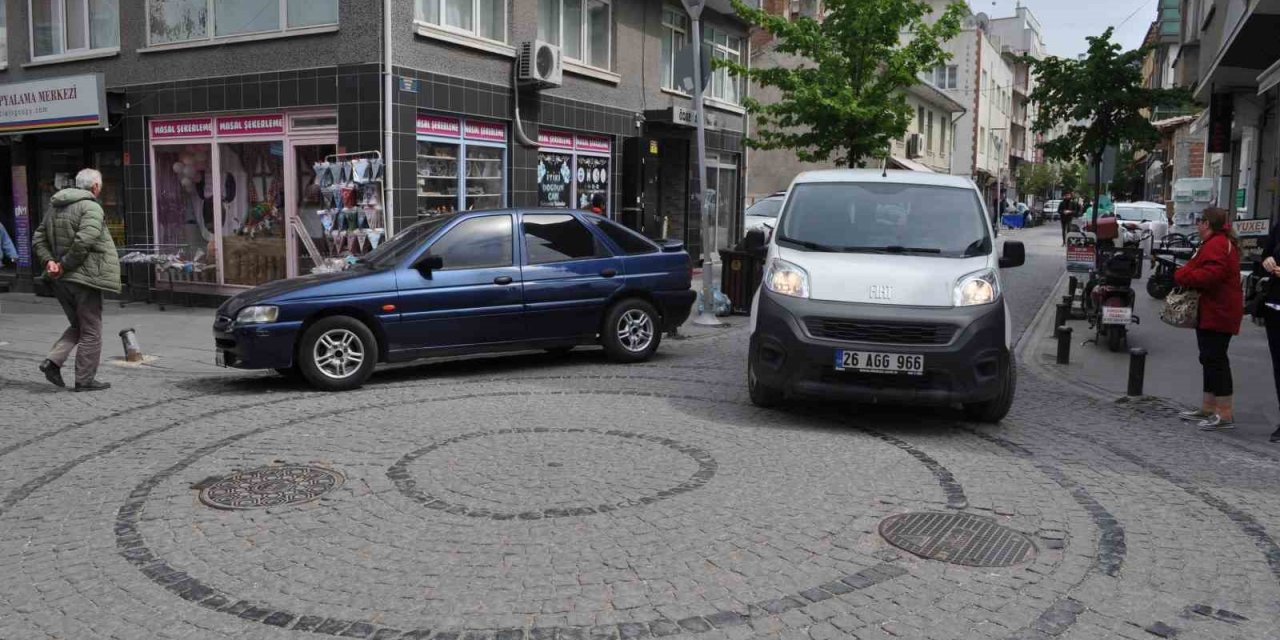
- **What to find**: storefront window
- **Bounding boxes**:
[537,151,572,208]
[537,130,612,217]
[95,151,124,245]
[31,0,119,58]
[416,114,507,217]
[220,141,286,286]
[153,144,218,282]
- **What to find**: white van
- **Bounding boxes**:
[747,170,1026,422]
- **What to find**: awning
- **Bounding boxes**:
[888,156,935,173]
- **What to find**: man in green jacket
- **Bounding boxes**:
[32,168,121,391]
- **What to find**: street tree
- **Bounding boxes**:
[1058,162,1085,195]
[1023,28,1186,225]
[1017,163,1059,201]
[724,0,966,167]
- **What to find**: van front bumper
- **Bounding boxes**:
[750,289,1008,405]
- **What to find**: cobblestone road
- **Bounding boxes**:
[3,227,1280,639]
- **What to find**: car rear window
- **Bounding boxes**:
[746,197,784,219]
[591,217,659,255]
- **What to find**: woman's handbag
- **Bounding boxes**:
[1160,287,1201,328]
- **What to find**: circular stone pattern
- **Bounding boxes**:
[198,465,344,510]
[879,511,1036,567]
[387,427,717,519]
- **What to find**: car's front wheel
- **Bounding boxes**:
[963,364,1016,423]
[747,356,784,408]
[297,316,377,391]
[601,299,662,363]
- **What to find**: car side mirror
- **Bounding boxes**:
[999,241,1025,268]
[414,254,444,277]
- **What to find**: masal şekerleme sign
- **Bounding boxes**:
[0,74,107,135]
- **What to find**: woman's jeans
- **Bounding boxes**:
[1196,328,1234,396]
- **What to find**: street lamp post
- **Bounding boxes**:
[683,0,722,327]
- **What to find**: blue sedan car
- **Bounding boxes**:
[213,209,696,390]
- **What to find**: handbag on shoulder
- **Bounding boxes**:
[1160,287,1200,328]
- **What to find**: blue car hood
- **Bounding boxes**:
[219,267,392,315]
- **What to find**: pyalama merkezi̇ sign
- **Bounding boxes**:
[0,74,106,135]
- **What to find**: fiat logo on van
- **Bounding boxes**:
[869,285,894,300]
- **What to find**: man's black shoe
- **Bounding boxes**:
[39,360,65,387]
[73,380,112,392]
[1270,426,1280,443]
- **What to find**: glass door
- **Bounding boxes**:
[219,140,286,286]
[287,141,337,277]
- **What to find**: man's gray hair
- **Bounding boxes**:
[75,168,103,191]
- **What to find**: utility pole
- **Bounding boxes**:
[683,0,722,327]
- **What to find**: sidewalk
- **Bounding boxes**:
[1021,265,1279,446]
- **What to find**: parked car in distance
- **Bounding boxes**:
[747,170,1025,422]
[744,192,787,235]
[213,210,697,390]
[1042,199,1061,220]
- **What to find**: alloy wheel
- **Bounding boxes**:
[313,329,365,380]
[616,309,655,353]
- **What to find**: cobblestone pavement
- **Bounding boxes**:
[3,226,1280,639]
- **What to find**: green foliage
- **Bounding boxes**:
[1017,163,1059,198]
[725,0,966,167]
[1057,162,1084,194]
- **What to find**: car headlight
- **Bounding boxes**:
[235,305,279,324]
[954,269,999,307]
[764,258,810,298]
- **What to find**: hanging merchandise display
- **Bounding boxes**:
[308,151,385,274]
[537,130,612,216]
[416,114,507,218]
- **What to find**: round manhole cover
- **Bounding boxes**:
[879,512,1036,567]
[199,465,344,510]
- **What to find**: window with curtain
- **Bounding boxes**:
[417,0,505,42]
[660,7,689,90]
[932,64,957,89]
[539,0,611,70]
[705,27,742,103]
[147,0,337,46]
[30,0,119,59]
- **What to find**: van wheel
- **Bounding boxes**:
[602,299,662,363]
[297,316,377,391]
[748,357,784,408]
[963,365,1016,423]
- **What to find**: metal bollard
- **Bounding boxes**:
[1127,348,1147,396]
[1055,326,1072,365]
[1068,276,1079,300]
[1055,302,1069,331]
[119,328,143,363]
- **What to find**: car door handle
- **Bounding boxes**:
[494,276,513,285]
[600,268,618,278]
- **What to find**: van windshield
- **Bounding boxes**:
[777,182,992,258]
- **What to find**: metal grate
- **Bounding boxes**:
[879,512,1035,567]
[805,318,956,345]
[198,465,344,510]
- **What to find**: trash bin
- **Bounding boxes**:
[719,248,763,315]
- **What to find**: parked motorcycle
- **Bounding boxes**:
[1080,217,1145,352]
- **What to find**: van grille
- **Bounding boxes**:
[805,318,956,345]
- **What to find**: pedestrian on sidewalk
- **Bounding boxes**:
[31,168,121,392]
[1059,193,1079,245]
[1174,207,1243,430]
[0,221,18,267]
[1254,221,1280,443]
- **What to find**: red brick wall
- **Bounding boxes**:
[750,0,789,51]
[1187,142,1205,178]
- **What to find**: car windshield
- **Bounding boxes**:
[361,216,455,268]
[745,197,784,219]
[777,182,991,258]
[1114,206,1153,222]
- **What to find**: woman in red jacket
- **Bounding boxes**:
[1175,207,1244,430]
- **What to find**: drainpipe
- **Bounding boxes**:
[383,0,396,235]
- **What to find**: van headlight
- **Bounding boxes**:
[764,258,810,298]
[235,305,279,324]
[953,269,999,307]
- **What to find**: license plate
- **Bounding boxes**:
[215,350,226,367]
[835,350,924,375]
[1101,307,1132,325]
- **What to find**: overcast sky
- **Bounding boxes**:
[973,0,1157,58]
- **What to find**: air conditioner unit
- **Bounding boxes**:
[906,133,923,159]
[518,40,563,89]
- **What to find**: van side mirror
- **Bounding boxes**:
[414,254,444,277]
[999,241,1025,268]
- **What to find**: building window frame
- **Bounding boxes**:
[539,0,612,72]
[414,0,508,47]
[660,6,689,91]
[144,0,339,50]
[29,0,120,62]
[927,111,934,153]
[705,26,743,104]
[933,64,957,89]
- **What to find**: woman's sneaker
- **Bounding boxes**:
[1197,415,1235,431]
[1180,409,1214,421]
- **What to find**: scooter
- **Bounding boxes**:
[1080,217,1145,352]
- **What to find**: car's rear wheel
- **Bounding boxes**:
[601,299,661,363]
[963,364,1016,423]
[297,316,377,391]
[747,356,784,408]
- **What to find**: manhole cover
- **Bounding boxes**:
[879,512,1035,567]
[198,465,344,510]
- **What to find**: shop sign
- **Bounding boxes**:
[576,134,610,154]
[672,106,720,130]
[216,114,285,136]
[0,73,106,135]
[417,114,463,138]
[150,117,214,140]
[12,166,30,268]
[537,152,573,208]
[464,119,506,142]
[1237,218,1270,264]
[575,155,610,210]
[1065,232,1094,273]
[538,129,575,150]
